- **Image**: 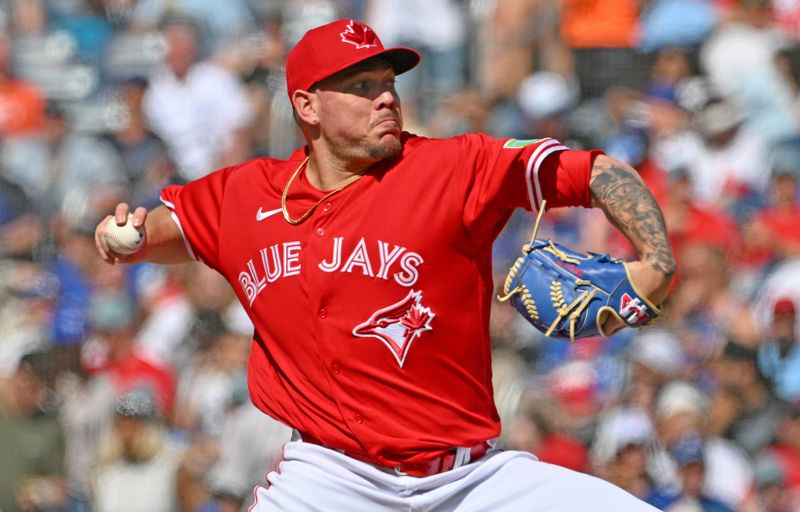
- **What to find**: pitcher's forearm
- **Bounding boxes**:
[96,204,193,265]
[589,154,675,304]
[138,205,194,264]
[589,154,675,275]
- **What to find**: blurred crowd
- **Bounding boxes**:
[3,0,800,511]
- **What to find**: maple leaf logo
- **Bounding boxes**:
[400,304,433,332]
[340,20,378,49]
[353,290,435,367]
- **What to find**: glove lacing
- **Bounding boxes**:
[497,199,547,304]
[497,200,601,342]
[497,201,549,302]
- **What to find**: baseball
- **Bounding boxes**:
[104,213,145,255]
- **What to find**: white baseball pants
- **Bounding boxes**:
[249,440,660,511]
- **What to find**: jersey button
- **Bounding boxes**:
[355,413,364,424]
[331,364,341,375]
[318,308,328,319]
[322,202,332,212]
[316,227,325,237]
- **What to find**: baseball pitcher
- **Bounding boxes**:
[95,19,674,511]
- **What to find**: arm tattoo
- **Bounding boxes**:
[590,158,676,276]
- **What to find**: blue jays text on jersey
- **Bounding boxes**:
[237,236,425,305]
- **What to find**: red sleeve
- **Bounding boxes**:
[159,165,237,269]
[537,148,603,210]
[460,135,600,236]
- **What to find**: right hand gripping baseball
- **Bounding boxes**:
[95,203,149,264]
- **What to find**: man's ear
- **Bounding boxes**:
[292,90,319,126]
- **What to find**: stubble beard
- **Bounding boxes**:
[366,137,402,161]
[325,127,403,165]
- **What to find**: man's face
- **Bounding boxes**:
[312,62,403,164]
[164,24,198,79]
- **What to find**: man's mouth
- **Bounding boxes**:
[375,116,400,128]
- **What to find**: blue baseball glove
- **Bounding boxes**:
[498,238,660,342]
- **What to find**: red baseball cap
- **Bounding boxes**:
[285,19,420,103]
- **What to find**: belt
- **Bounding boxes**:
[294,431,494,477]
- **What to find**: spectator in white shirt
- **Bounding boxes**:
[143,16,253,181]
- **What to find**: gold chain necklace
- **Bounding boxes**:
[281,156,365,225]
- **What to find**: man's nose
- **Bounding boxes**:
[374,88,397,110]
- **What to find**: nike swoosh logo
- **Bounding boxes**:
[256,207,283,222]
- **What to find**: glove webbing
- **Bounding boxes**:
[499,267,599,342]
[545,285,598,342]
[497,200,608,342]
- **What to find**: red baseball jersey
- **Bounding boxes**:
[161,133,599,467]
